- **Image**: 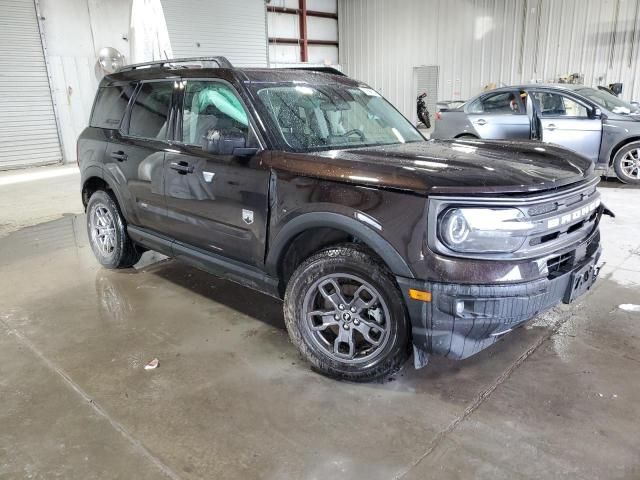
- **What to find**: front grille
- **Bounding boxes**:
[428,177,602,261]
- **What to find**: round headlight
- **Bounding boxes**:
[442,209,470,245]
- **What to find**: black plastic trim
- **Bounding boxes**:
[128,226,280,298]
[266,212,414,278]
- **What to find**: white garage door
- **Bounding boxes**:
[0,0,63,169]
[161,0,268,67]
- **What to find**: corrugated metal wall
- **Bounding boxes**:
[339,0,640,119]
[0,0,62,169]
[162,0,268,67]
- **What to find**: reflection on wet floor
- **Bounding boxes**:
[1,214,639,479]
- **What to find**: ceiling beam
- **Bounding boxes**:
[266,5,338,19]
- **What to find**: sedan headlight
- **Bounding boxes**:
[439,208,535,253]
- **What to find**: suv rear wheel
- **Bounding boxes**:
[613,142,640,184]
[86,190,142,269]
[284,245,409,381]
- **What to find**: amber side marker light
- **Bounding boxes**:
[408,289,432,302]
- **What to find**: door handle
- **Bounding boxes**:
[474,119,487,126]
[110,151,128,162]
[170,161,194,175]
[545,124,557,131]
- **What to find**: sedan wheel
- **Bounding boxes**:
[619,149,640,180]
[613,142,640,185]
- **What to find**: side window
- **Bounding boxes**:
[182,81,249,146]
[533,92,588,118]
[90,84,135,129]
[128,82,174,139]
[480,92,523,114]
[467,98,483,113]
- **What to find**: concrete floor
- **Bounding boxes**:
[0,174,639,479]
[0,165,82,238]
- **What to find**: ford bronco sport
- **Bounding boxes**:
[79,57,607,381]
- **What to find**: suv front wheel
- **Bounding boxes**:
[86,190,142,269]
[284,245,410,381]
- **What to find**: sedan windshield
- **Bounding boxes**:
[254,84,424,152]
[576,87,640,115]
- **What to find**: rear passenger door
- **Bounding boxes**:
[163,79,270,267]
[467,91,530,139]
[104,80,176,233]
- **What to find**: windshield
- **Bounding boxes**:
[576,87,640,115]
[253,84,424,152]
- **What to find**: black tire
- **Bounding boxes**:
[86,190,142,269]
[283,244,410,382]
[456,134,477,139]
[613,142,640,185]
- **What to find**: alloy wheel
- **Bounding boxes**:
[621,149,640,179]
[90,204,116,257]
[302,273,391,364]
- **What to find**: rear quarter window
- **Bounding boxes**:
[90,85,135,129]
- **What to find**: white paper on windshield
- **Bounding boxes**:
[359,87,381,97]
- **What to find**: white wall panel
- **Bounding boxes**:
[308,0,337,13]
[307,16,337,41]
[308,44,338,64]
[269,44,300,63]
[162,0,268,67]
[39,0,130,164]
[269,0,299,9]
[268,11,300,38]
[340,0,640,119]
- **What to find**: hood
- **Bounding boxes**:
[266,139,594,195]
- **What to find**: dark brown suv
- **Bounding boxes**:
[78,57,607,381]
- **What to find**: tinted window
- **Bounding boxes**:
[477,92,524,114]
[182,81,249,146]
[128,82,174,139]
[533,92,588,117]
[90,85,134,129]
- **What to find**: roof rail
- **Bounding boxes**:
[118,56,233,72]
[273,65,346,77]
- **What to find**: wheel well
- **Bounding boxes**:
[277,227,382,296]
[609,137,640,165]
[455,133,478,139]
[82,177,110,208]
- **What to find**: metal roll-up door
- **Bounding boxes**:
[161,0,268,67]
[0,0,62,169]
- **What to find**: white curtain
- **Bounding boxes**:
[130,0,173,63]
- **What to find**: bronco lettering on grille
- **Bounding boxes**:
[547,198,601,229]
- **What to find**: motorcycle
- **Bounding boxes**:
[417,92,431,129]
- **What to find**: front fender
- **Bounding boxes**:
[266,211,415,278]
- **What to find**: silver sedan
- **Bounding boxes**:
[432,84,640,184]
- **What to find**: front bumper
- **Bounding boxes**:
[397,239,602,362]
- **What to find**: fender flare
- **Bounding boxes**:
[82,168,133,222]
[266,212,415,278]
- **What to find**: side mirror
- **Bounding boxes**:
[202,128,257,156]
[593,108,602,118]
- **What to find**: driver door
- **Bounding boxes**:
[531,90,602,162]
[163,79,269,267]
